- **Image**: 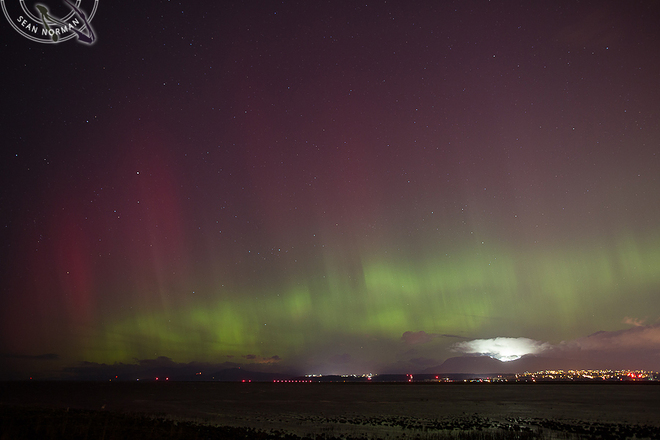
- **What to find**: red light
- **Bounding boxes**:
[166,377,169,381]
[156,377,159,381]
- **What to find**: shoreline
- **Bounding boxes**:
[1,382,659,438]
[2,403,659,440]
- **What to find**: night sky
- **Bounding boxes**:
[1,1,660,380]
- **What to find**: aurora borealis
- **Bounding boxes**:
[1,1,660,379]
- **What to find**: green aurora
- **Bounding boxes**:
[78,230,660,371]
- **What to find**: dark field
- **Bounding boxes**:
[1,382,659,439]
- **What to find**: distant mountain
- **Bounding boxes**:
[423,354,577,375]
[427,355,508,374]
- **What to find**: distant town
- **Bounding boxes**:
[296,370,659,383]
[508,369,658,382]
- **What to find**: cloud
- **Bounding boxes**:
[560,324,660,352]
[62,357,237,380]
[402,331,435,345]
[0,353,61,379]
[519,324,660,370]
[452,323,660,369]
[622,316,646,327]
[453,337,550,362]
[255,355,281,364]
[242,354,281,363]
[60,355,294,380]
[448,324,660,370]
[136,356,176,367]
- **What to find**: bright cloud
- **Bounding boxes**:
[453,337,550,362]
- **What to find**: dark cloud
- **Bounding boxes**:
[240,354,281,363]
[60,356,295,381]
[557,324,660,354]
[254,355,281,364]
[0,353,61,379]
[136,356,176,367]
[401,331,435,345]
[63,359,209,381]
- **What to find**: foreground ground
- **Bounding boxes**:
[1,382,659,439]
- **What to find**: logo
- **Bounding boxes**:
[2,0,98,44]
